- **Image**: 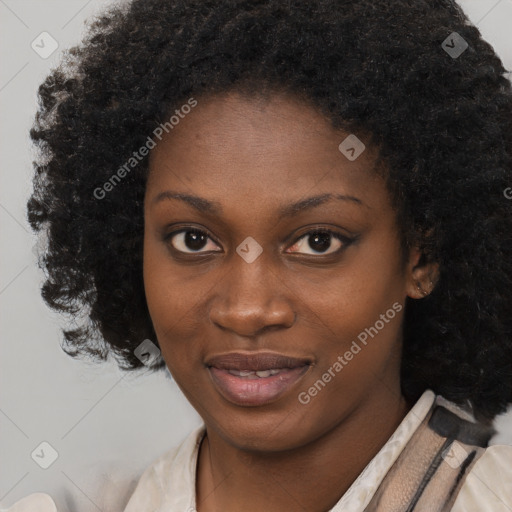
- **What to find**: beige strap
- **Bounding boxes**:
[364,403,494,512]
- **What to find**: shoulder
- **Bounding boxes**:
[122,447,177,509]
[2,426,204,512]
[123,424,205,512]
[1,493,57,512]
[452,444,512,512]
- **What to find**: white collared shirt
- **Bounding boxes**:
[122,390,512,512]
[5,390,512,511]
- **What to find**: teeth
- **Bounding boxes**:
[227,368,286,378]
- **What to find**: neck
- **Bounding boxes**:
[196,391,411,512]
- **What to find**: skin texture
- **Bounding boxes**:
[143,91,437,512]
[28,0,512,421]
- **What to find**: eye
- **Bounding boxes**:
[166,229,221,254]
[286,229,350,256]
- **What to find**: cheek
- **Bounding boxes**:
[289,234,406,382]
[294,247,405,339]
[297,275,404,371]
[295,275,405,420]
[143,234,219,374]
[144,230,204,317]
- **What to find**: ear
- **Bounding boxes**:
[405,247,439,299]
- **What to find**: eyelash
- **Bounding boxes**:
[163,227,354,257]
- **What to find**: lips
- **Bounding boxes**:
[205,352,312,372]
[205,351,312,406]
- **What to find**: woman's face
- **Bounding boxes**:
[144,91,423,451]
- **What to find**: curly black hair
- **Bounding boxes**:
[27,0,512,421]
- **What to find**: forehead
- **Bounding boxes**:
[146,91,385,210]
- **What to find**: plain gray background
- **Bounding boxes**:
[1,0,512,510]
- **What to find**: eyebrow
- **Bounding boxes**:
[151,191,363,217]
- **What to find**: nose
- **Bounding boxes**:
[209,253,296,337]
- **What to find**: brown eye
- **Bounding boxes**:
[167,229,221,253]
[286,230,348,255]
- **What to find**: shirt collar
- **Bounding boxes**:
[158,389,436,511]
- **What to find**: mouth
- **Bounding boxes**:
[205,351,312,406]
[224,368,291,378]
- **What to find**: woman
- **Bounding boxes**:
[14,0,512,510]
